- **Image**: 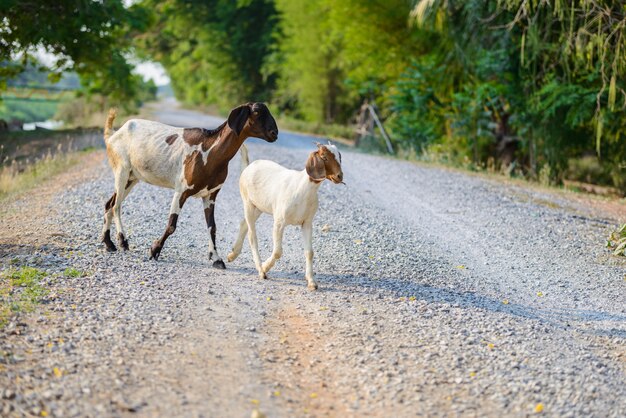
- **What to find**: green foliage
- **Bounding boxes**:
[0,99,60,124]
[0,0,151,104]
[138,0,278,111]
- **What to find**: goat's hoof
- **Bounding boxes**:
[259,272,267,280]
[149,242,162,261]
[212,259,226,269]
[226,252,237,262]
[307,282,318,291]
[118,233,129,251]
[102,232,117,252]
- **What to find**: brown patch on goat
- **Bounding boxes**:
[165,134,178,145]
[306,151,326,182]
[322,148,343,181]
[183,128,220,152]
[105,193,117,211]
[183,150,204,187]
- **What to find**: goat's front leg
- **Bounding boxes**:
[227,219,248,262]
[150,191,186,261]
[203,193,225,269]
[301,221,318,290]
[262,219,285,274]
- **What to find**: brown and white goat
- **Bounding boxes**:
[102,102,278,267]
[227,142,343,289]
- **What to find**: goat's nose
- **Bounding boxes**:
[269,129,278,139]
[338,172,343,181]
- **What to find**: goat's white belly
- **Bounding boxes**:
[129,153,180,189]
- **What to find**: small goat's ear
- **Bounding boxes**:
[228,104,251,136]
[306,150,326,181]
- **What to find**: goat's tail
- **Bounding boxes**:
[104,108,117,142]
[239,144,250,174]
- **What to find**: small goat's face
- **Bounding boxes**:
[306,143,343,184]
[227,102,278,142]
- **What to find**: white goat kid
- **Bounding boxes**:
[227,142,344,290]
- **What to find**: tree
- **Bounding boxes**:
[137,0,278,111]
[0,0,150,103]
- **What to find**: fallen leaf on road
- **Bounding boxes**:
[536,291,544,297]
[266,296,272,301]
[487,343,495,349]
[534,403,544,413]
[251,409,266,418]
[321,224,331,233]
[273,391,281,397]
[469,371,476,377]
[310,392,318,399]
[409,296,417,301]
[354,239,363,245]
[53,367,62,378]
[456,265,466,269]
[250,399,260,405]
[319,307,329,311]
[502,299,509,305]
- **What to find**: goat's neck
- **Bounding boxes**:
[298,170,324,195]
[207,126,248,163]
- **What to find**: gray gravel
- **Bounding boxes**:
[1,103,625,417]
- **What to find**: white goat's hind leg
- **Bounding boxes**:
[111,169,131,250]
[262,219,285,274]
[244,204,264,279]
[302,221,317,290]
[227,219,248,262]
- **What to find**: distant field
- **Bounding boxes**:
[0,97,61,124]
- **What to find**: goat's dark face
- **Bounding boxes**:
[227,102,278,142]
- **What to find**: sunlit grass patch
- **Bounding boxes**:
[63,267,84,278]
[0,148,94,201]
[607,224,626,256]
[0,266,50,328]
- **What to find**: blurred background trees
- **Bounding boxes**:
[1,0,625,192]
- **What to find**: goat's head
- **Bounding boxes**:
[227,102,278,142]
[306,142,344,184]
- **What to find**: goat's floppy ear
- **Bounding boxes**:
[306,150,326,181]
[227,104,251,136]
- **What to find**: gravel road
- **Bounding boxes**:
[1,102,625,417]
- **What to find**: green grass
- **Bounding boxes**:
[63,267,84,278]
[0,266,49,328]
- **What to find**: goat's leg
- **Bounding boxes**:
[203,192,225,269]
[244,204,264,279]
[227,219,248,262]
[262,219,285,274]
[302,221,318,290]
[150,191,185,261]
[111,170,131,250]
[101,192,117,251]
